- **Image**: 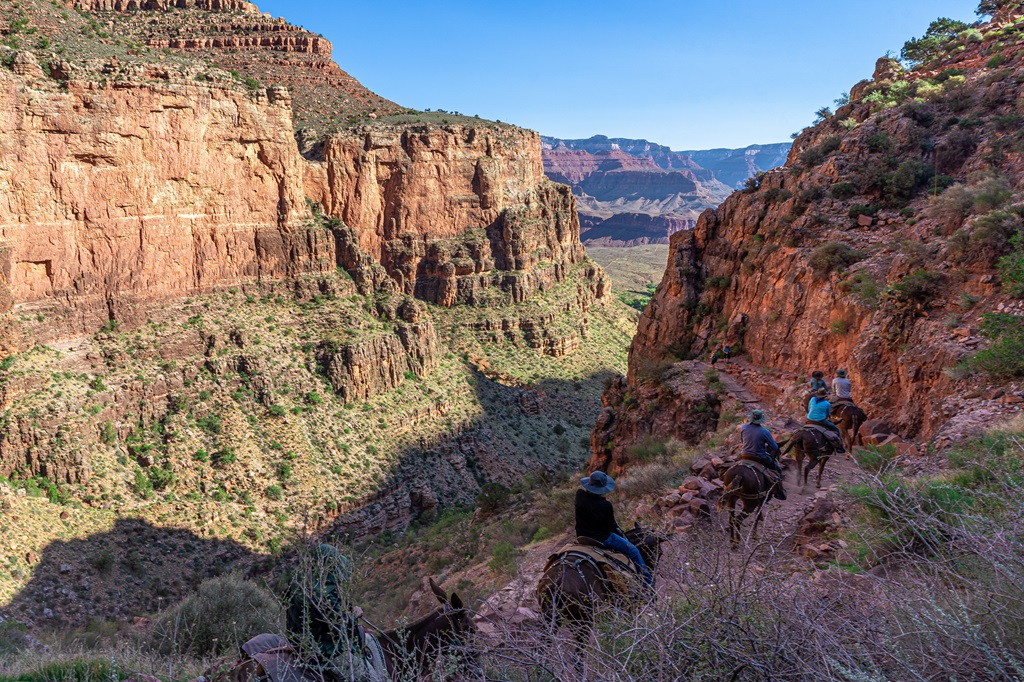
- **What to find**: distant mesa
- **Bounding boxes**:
[542,135,790,247]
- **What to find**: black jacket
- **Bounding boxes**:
[575,488,620,542]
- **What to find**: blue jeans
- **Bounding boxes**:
[603,533,653,587]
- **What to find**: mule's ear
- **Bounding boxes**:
[634,521,641,530]
[428,577,449,604]
[450,593,464,610]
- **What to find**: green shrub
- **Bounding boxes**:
[839,272,881,308]
[885,269,943,307]
[477,482,511,517]
[266,484,284,500]
[998,231,1024,296]
[148,575,283,656]
[848,204,878,219]
[762,188,792,204]
[883,158,933,203]
[706,276,731,289]
[488,541,519,576]
[131,467,153,497]
[798,135,842,167]
[808,241,865,275]
[972,313,1024,377]
[196,414,223,435]
[987,53,1007,68]
[212,446,237,466]
[148,463,175,491]
[854,444,898,473]
[938,128,978,173]
[99,420,117,445]
[830,181,857,200]
[626,436,669,463]
[269,404,286,417]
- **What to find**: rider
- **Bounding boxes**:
[287,544,384,680]
[807,388,846,452]
[808,371,827,393]
[832,369,852,402]
[738,409,786,500]
[575,471,653,587]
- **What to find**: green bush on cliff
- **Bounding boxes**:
[972,313,1024,377]
[809,241,865,275]
[998,231,1024,296]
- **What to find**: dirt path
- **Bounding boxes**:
[695,359,863,548]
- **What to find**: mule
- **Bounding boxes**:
[831,401,866,451]
[208,578,474,682]
[717,459,784,545]
[537,524,665,641]
[780,427,840,488]
[376,579,476,679]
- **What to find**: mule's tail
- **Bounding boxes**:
[779,437,795,457]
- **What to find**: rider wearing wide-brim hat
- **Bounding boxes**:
[738,409,786,500]
[833,369,852,401]
[575,471,653,586]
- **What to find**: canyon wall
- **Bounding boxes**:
[542,135,732,246]
[596,29,1024,470]
[0,73,327,346]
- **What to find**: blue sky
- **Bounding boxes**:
[254,1,980,149]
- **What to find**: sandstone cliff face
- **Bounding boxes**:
[612,25,1024,465]
[316,297,440,402]
[308,125,597,308]
[0,71,327,348]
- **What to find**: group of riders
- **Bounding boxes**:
[577,369,858,581]
[249,370,859,678]
[739,368,855,501]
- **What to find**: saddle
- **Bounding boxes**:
[805,423,843,451]
[543,540,640,595]
[226,633,387,682]
[735,459,782,490]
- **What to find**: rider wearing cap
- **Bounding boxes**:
[738,410,786,500]
[575,471,653,587]
[808,371,827,393]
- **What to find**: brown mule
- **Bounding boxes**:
[207,579,474,682]
[537,524,665,643]
[780,428,840,488]
[830,401,867,451]
[375,578,476,679]
[717,460,784,545]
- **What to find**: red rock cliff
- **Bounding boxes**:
[0,72,328,343]
[605,18,1024,469]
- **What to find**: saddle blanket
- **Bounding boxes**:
[544,543,640,595]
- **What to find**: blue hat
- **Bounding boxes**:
[749,409,765,425]
[581,470,615,495]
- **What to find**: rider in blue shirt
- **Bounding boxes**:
[807,388,844,450]
[739,410,786,500]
